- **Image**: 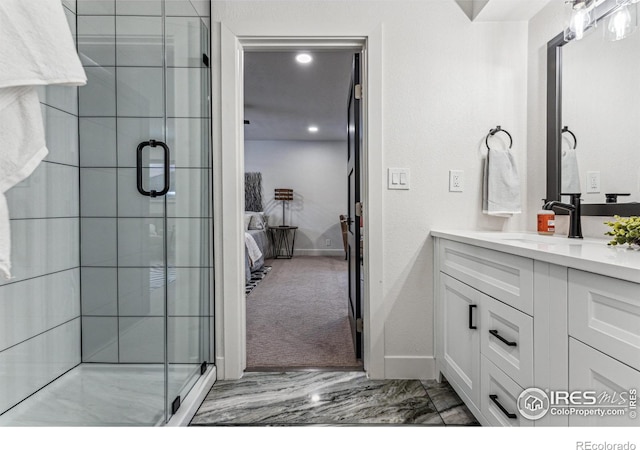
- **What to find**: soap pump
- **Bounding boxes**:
[537,199,555,235]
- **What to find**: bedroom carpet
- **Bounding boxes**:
[246,256,361,370]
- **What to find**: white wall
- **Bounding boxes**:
[527,0,615,239]
[213,0,529,379]
[245,140,347,255]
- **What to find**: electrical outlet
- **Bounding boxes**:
[587,171,600,193]
[449,170,464,192]
[325,239,331,247]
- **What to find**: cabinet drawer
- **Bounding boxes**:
[481,294,534,388]
[568,269,640,371]
[569,338,640,427]
[439,240,533,315]
[480,355,533,427]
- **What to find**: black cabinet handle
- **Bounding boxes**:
[489,329,517,347]
[489,394,517,419]
[136,140,170,198]
[468,304,477,330]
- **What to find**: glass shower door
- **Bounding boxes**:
[164,8,211,421]
[77,0,211,425]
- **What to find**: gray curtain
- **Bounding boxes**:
[245,172,263,211]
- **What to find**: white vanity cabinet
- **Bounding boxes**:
[436,239,534,426]
[433,231,640,427]
[567,269,640,427]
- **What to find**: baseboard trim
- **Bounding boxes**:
[294,249,345,257]
[165,366,217,427]
[383,356,436,380]
[215,356,225,379]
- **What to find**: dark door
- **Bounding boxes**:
[347,52,363,359]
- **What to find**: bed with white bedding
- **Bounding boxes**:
[245,212,270,283]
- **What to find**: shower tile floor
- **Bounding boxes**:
[191,371,479,426]
[0,364,198,426]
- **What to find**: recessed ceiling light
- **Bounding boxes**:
[296,53,313,64]
[308,126,319,133]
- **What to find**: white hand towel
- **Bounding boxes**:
[561,148,581,194]
[482,148,522,217]
[0,0,86,88]
[245,232,263,269]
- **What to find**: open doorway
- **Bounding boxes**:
[242,49,363,370]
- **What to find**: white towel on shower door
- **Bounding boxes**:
[0,0,86,279]
[0,193,10,279]
[482,147,522,217]
[0,87,49,279]
[0,0,86,88]
[0,87,48,193]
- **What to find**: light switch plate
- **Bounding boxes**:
[388,168,410,190]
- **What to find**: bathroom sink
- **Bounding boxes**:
[471,232,567,245]
[498,235,604,246]
[432,231,610,248]
[501,237,567,245]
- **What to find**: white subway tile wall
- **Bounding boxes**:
[0,2,81,416]
[76,1,212,375]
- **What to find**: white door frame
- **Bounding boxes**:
[213,23,385,380]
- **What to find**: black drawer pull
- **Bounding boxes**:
[468,304,477,330]
[489,394,517,419]
[489,329,517,347]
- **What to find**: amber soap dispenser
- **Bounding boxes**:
[537,200,555,235]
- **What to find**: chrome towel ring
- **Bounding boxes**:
[562,125,577,149]
[485,125,513,151]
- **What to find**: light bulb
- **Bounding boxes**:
[609,4,632,40]
[295,53,312,64]
[570,5,591,40]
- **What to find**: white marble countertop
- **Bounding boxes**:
[431,230,640,283]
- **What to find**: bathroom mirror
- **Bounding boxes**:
[547,0,640,216]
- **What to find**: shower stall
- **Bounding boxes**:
[0,0,213,426]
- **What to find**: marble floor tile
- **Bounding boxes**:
[421,378,480,426]
[439,404,481,426]
[191,371,444,426]
[0,366,479,427]
[0,363,199,426]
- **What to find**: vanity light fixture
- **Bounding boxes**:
[295,53,312,64]
[308,125,318,133]
[564,0,596,42]
[604,0,638,41]
[565,0,596,41]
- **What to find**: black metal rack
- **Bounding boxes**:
[562,126,577,149]
[485,125,513,151]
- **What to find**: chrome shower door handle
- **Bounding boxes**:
[136,140,171,197]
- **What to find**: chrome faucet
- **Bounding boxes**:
[543,193,583,239]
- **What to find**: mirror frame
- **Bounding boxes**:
[546,0,640,216]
